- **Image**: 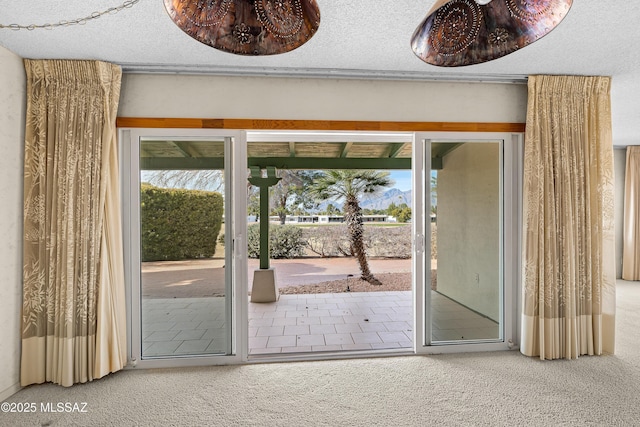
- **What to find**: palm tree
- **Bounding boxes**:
[309,170,392,286]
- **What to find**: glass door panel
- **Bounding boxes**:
[429,141,502,343]
[139,138,232,358]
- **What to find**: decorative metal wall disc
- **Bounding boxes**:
[411,0,573,67]
[164,0,320,56]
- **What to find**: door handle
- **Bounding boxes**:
[414,233,425,254]
[234,235,243,260]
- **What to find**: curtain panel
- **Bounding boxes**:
[21,59,127,387]
[521,75,616,360]
[622,146,640,280]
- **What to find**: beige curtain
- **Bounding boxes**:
[521,75,616,360]
[622,146,640,280]
[21,60,127,387]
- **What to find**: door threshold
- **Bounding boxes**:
[246,348,415,364]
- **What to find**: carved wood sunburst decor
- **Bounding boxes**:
[411,0,573,67]
[164,0,320,56]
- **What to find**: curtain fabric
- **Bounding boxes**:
[622,146,640,280]
[521,75,616,360]
[21,59,126,387]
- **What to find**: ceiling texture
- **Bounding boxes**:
[0,1,639,145]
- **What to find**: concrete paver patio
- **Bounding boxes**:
[140,257,498,358]
[141,291,499,358]
[248,291,413,355]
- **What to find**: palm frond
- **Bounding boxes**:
[308,169,393,202]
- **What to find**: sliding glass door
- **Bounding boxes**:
[122,128,520,365]
[413,133,520,352]
[124,129,246,365]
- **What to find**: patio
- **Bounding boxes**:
[141,290,499,358]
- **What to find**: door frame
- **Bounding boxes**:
[119,127,523,368]
[121,128,248,369]
[413,132,523,354]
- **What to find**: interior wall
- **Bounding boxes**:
[118,74,528,122]
[436,143,500,321]
[614,148,626,279]
[0,46,25,401]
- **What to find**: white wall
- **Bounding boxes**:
[436,143,501,321]
[118,74,528,122]
[614,148,626,279]
[0,46,25,401]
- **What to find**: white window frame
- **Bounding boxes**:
[412,132,523,355]
[119,128,522,368]
[120,128,247,369]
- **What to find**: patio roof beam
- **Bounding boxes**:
[140,157,444,170]
[141,157,225,170]
[249,157,413,170]
[169,141,194,158]
[431,157,442,170]
[340,142,353,158]
[387,143,406,158]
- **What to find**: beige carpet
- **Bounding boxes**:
[3,281,640,426]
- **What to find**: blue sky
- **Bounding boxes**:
[390,170,412,191]
[389,170,438,192]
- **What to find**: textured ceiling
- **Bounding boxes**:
[0,1,639,145]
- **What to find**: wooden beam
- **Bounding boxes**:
[388,143,407,158]
[140,157,413,170]
[431,157,443,170]
[117,117,526,133]
[435,142,464,159]
[141,157,225,170]
[340,142,353,158]
[289,141,296,157]
[169,141,192,158]
[248,157,412,170]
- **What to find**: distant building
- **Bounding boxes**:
[269,214,396,224]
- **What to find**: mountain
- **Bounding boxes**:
[311,188,412,213]
[360,188,412,211]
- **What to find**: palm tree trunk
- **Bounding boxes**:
[344,194,382,286]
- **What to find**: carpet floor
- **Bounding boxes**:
[3,281,639,427]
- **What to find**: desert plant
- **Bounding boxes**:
[366,225,412,258]
[308,170,392,285]
[304,224,412,259]
[303,225,351,257]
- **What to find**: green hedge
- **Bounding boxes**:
[247,224,305,259]
[141,184,223,262]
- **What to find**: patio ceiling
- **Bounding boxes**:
[140,139,461,171]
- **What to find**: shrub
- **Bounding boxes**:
[141,184,223,261]
[247,224,305,259]
[431,223,437,260]
[303,225,352,257]
[247,223,414,260]
[303,224,412,259]
[366,225,412,259]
